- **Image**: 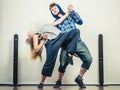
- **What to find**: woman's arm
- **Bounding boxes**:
[33,35,46,52]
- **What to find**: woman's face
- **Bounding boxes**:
[42,33,48,39]
[50,5,59,15]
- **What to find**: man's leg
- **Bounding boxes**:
[54,50,69,88]
[75,40,92,88]
[54,40,92,88]
[53,72,64,88]
[79,68,87,77]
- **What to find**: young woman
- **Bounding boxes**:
[26,9,80,88]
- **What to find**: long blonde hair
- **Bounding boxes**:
[26,33,43,61]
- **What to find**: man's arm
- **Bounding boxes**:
[51,12,70,26]
[68,5,83,25]
[51,6,74,26]
[70,10,83,25]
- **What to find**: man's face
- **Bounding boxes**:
[50,5,59,15]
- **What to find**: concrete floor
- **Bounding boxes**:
[0,86,120,90]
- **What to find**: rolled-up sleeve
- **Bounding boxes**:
[69,10,83,25]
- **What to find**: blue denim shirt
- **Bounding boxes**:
[56,10,83,32]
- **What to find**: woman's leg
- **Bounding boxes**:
[41,30,79,77]
[63,29,80,54]
[59,29,80,65]
[40,75,46,84]
[41,40,60,77]
[38,40,60,89]
[38,75,46,88]
[39,29,80,88]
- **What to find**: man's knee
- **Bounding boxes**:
[87,56,93,65]
[82,56,93,69]
[58,66,66,73]
[58,63,68,73]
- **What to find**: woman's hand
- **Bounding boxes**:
[34,49,39,53]
[42,33,48,40]
[34,39,45,53]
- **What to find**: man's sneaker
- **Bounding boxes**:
[37,83,43,89]
[75,75,86,88]
[53,80,62,88]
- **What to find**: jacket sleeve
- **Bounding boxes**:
[69,10,83,25]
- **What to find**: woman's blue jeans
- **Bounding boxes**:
[41,29,80,76]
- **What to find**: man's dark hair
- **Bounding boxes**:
[49,3,65,19]
[49,3,57,10]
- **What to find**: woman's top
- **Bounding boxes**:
[38,24,61,40]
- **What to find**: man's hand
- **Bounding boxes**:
[68,4,73,13]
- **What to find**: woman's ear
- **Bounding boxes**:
[25,39,30,44]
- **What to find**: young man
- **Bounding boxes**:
[49,3,92,88]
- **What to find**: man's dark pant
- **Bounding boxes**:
[59,40,93,73]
